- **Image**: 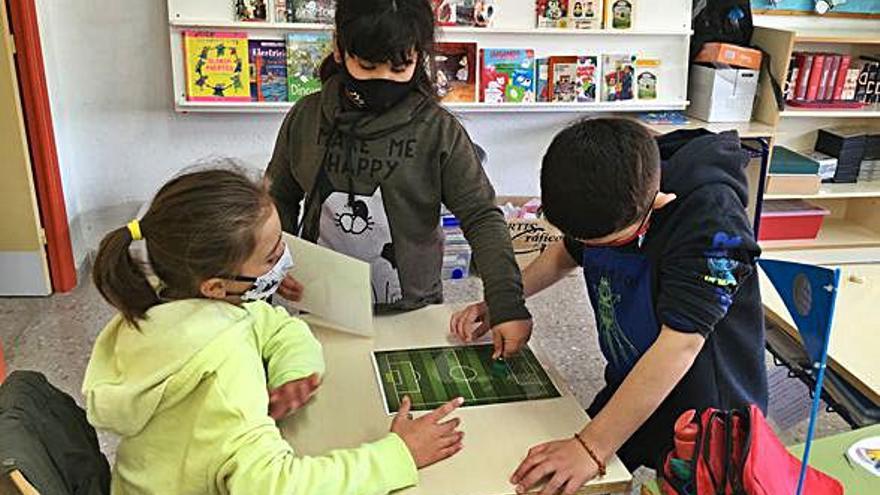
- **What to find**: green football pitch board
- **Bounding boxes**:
[373,344,562,414]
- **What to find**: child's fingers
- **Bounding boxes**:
[492,330,505,360]
[394,395,412,424]
[426,396,463,422]
[437,431,464,449]
[436,417,461,435]
[436,443,464,462]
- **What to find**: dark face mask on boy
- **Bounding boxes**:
[341,61,418,113]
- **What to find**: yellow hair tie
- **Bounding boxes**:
[127,220,143,241]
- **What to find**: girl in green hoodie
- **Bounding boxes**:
[83,167,464,495]
[267,0,534,359]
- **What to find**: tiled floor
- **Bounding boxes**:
[0,274,850,493]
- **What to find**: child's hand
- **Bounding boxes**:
[510,438,599,495]
[277,274,304,302]
[490,319,533,359]
[268,373,321,420]
[391,396,464,469]
[450,302,489,343]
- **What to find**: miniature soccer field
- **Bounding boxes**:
[373,344,562,413]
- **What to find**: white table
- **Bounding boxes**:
[282,305,632,495]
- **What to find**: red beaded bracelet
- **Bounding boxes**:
[574,432,607,477]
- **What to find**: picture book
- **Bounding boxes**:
[635,58,660,100]
[234,0,268,21]
[576,55,599,102]
[606,0,634,30]
[570,0,603,29]
[434,0,497,27]
[293,0,336,24]
[274,0,295,22]
[434,42,478,103]
[183,31,250,102]
[536,0,569,28]
[536,58,550,102]
[480,48,536,104]
[548,56,578,102]
[286,32,333,102]
[249,40,288,102]
[602,54,636,102]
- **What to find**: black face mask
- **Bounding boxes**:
[341,62,416,113]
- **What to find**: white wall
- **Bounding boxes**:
[35,0,594,269]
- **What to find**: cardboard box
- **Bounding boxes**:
[497,196,564,270]
[687,65,758,123]
[695,43,762,70]
[766,174,821,196]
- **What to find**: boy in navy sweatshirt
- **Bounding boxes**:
[452,119,768,493]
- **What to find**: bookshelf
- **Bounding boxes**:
[166,0,694,114]
[751,17,880,264]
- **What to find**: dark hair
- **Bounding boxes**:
[541,118,661,240]
[319,0,437,97]
[92,164,273,325]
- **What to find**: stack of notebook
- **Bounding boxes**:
[815,128,867,184]
[767,146,821,195]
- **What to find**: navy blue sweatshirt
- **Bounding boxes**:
[564,130,768,469]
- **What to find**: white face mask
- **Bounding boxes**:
[231,245,294,302]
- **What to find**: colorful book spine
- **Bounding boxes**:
[536,58,550,102]
[806,54,825,101]
[831,55,851,101]
[795,53,813,101]
[819,55,839,100]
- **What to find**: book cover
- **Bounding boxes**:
[434,42,477,103]
[480,48,536,103]
[831,55,850,101]
[435,0,497,27]
[286,32,333,102]
[818,54,838,101]
[576,55,599,102]
[234,0,268,21]
[249,40,288,102]
[274,0,295,22]
[602,54,636,102]
[570,0,603,29]
[183,31,250,102]
[867,57,880,104]
[536,0,569,28]
[536,58,550,102]
[795,53,813,101]
[294,0,336,24]
[635,57,659,100]
[548,56,578,102]
[805,53,825,101]
[606,0,634,30]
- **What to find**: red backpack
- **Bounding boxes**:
[659,404,843,495]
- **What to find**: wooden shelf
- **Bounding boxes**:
[175,99,690,114]
[168,19,691,36]
[761,219,880,251]
[644,118,775,138]
[780,107,880,118]
[765,182,880,200]
[794,30,880,44]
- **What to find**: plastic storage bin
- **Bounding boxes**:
[759,200,830,241]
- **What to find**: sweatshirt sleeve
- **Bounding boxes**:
[267,107,306,234]
[439,121,531,327]
[216,416,418,495]
[656,186,760,336]
[248,302,325,389]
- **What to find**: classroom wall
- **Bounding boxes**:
[36,0,578,270]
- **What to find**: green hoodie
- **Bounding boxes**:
[267,75,530,326]
[82,299,417,495]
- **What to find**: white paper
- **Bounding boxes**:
[847,436,880,477]
[284,233,373,337]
